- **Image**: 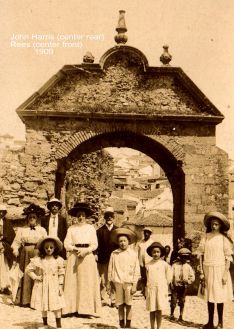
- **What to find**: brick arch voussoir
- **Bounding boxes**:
[55,129,185,162]
[148,135,185,162]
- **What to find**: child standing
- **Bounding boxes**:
[26,236,65,328]
[108,227,139,328]
[145,242,172,329]
[197,212,233,329]
[170,247,195,322]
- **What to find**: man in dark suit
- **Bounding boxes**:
[97,206,118,306]
[41,198,67,258]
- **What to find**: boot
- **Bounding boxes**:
[119,319,125,328]
[125,320,131,328]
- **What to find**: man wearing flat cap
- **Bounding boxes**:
[138,226,154,297]
[41,198,67,258]
[96,206,118,306]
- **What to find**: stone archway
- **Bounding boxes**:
[15,13,228,247]
[55,130,185,245]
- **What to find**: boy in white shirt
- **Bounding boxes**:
[108,227,139,328]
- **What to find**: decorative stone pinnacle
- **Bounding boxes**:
[83,51,95,63]
[160,45,172,65]
[114,10,128,44]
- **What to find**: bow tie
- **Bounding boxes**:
[30,226,36,230]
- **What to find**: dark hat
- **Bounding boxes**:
[37,236,63,252]
[23,203,45,218]
[146,242,165,257]
[204,211,230,231]
[68,202,93,217]
[111,227,137,244]
[47,198,62,210]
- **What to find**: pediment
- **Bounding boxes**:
[17,47,223,124]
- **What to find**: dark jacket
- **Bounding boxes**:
[1,218,16,268]
[41,214,67,242]
[41,214,67,259]
[96,224,118,264]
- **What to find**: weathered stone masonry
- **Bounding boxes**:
[15,39,228,245]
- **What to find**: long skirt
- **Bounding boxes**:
[62,251,101,316]
[15,245,38,305]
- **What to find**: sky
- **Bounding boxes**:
[1,0,234,157]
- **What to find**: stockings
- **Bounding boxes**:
[207,302,224,327]
[208,302,214,326]
[217,303,223,326]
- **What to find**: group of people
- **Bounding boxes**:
[0,199,233,329]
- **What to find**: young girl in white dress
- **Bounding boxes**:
[197,212,233,329]
[145,242,172,329]
[26,236,65,328]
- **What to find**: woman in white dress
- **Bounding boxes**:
[197,212,233,329]
[62,201,101,317]
[11,203,47,306]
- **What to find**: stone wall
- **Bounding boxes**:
[0,143,114,225]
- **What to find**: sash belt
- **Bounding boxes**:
[75,244,89,248]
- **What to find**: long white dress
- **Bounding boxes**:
[26,256,66,311]
[146,259,172,312]
[62,223,101,316]
[197,233,233,303]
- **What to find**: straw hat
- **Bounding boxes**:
[146,242,165,257]
[204,211,230,231]
[143,227,152,233]
[178,247,191,255]
[47,198,62,210]
[37,236,63,252]
[111,227,137,244]
[68,201,93,217]
[104,206,114,215]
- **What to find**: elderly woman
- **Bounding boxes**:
[62,200,101,317]
[11,203,47,306]
[0,204,15,294]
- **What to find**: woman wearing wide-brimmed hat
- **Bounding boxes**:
[197,212,233,329]
[0,204,15,293]
[62,200,101,317]
[11,203,47,306]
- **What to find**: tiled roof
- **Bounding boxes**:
[127,209,173,227]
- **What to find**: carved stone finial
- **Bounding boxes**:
[160,45,172,65]
[83,51,95,63]
[114,10,128,44]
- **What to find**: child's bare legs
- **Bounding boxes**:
[118,304,125,328]
[150,311,156,329]
[125,304,132,328]
[42,311,48,326]
[54,310,62,328]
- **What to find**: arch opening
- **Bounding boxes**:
[55,131,185,246]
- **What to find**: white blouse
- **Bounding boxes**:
[64,223,98,254]
[197,233,233,266]
[12,226,47,252]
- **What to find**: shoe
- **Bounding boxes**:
[202,324,214,329]
[216,324,223,329]
[119,319,125,328]
[169,315,176,321]
[125,320,131,328]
